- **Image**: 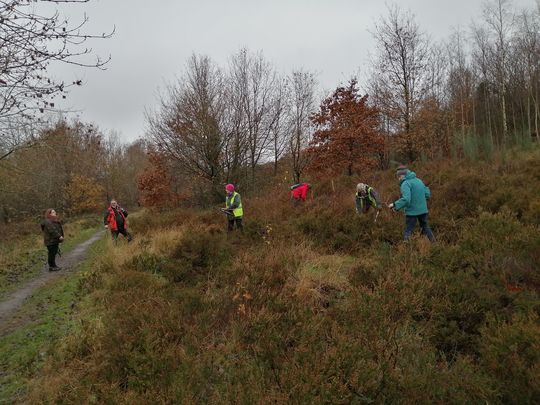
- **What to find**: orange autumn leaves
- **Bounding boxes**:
[137,152,176,208]
[308,80,385,176]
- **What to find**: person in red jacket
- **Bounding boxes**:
[104,199,132,243]
[290,182,311,205]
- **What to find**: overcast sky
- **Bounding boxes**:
[48,0,536,143]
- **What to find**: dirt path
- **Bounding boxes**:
[0,230,104,334]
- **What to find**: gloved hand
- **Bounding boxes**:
[388,203,395,210]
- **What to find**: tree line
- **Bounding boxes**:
[1,0,539,215]
[0,121,147,222]
[370,0,540,161]
[141,0,540,207]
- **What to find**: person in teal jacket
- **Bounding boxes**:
[388,165,435,242]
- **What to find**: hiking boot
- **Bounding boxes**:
[48,266,62,272]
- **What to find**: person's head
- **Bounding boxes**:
[225,184,235,196]
[396,165,408,181]
[110,200,118,209]
[356,183,368,195]
[45,208,57,220]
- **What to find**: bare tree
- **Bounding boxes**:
[147,55,227,190]
[471,25,496,142]
[270,76,288,175]
[447,28,475,140]
[514,8,540,140]
[286,70,316,183]
[370,4,431,161]
[0,0,113,159]
[229,49,283,184]
[481,0,515,142]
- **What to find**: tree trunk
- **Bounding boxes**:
[501,90,508,144]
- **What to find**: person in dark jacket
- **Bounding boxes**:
[41,208,64,271]
[355,183,382,214]
[388,165,435,242]
[104,199,132,242]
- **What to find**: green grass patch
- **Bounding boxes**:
[0,218,101,300]
[0,236,105,404]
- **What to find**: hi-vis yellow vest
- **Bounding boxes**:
[226,192,243,218]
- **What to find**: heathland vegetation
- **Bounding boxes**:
[25,147,540,403]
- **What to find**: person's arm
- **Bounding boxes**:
[229,195,240,210]
[394,182,411,211]
[355,194,362,213]
[104,211,110,226]
[371,189,382,208]
[122,208,128,217]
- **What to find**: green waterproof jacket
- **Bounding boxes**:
[393,170,431,216]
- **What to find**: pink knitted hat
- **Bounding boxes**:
[225,184,235,192]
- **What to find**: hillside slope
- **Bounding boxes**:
[27,149,540,404]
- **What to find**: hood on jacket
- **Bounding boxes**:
[399,170,416,183]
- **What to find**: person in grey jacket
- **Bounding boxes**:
[355,183,382,214]
[41,208,64,271]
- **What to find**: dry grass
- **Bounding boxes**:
[148,227,184,255]
[291,253,354,307]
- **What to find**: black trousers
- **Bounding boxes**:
[111,228,132,242]
[404,214,436,242]
[46,244,59,267]
[227,217,243,232]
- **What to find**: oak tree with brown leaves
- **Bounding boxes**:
[137,152,175,209]
[308,80,384,177]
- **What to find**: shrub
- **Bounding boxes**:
[161,231,232,283]
[122,251,163,275]
[480,314,540,404]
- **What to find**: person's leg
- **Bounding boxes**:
[118,228,133,242]
[47,244,59,269]
[227,219,235,232]
[235,218,243,232]
[418,213,436,242]
[404,216,417,241]
[111,230,119,244]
